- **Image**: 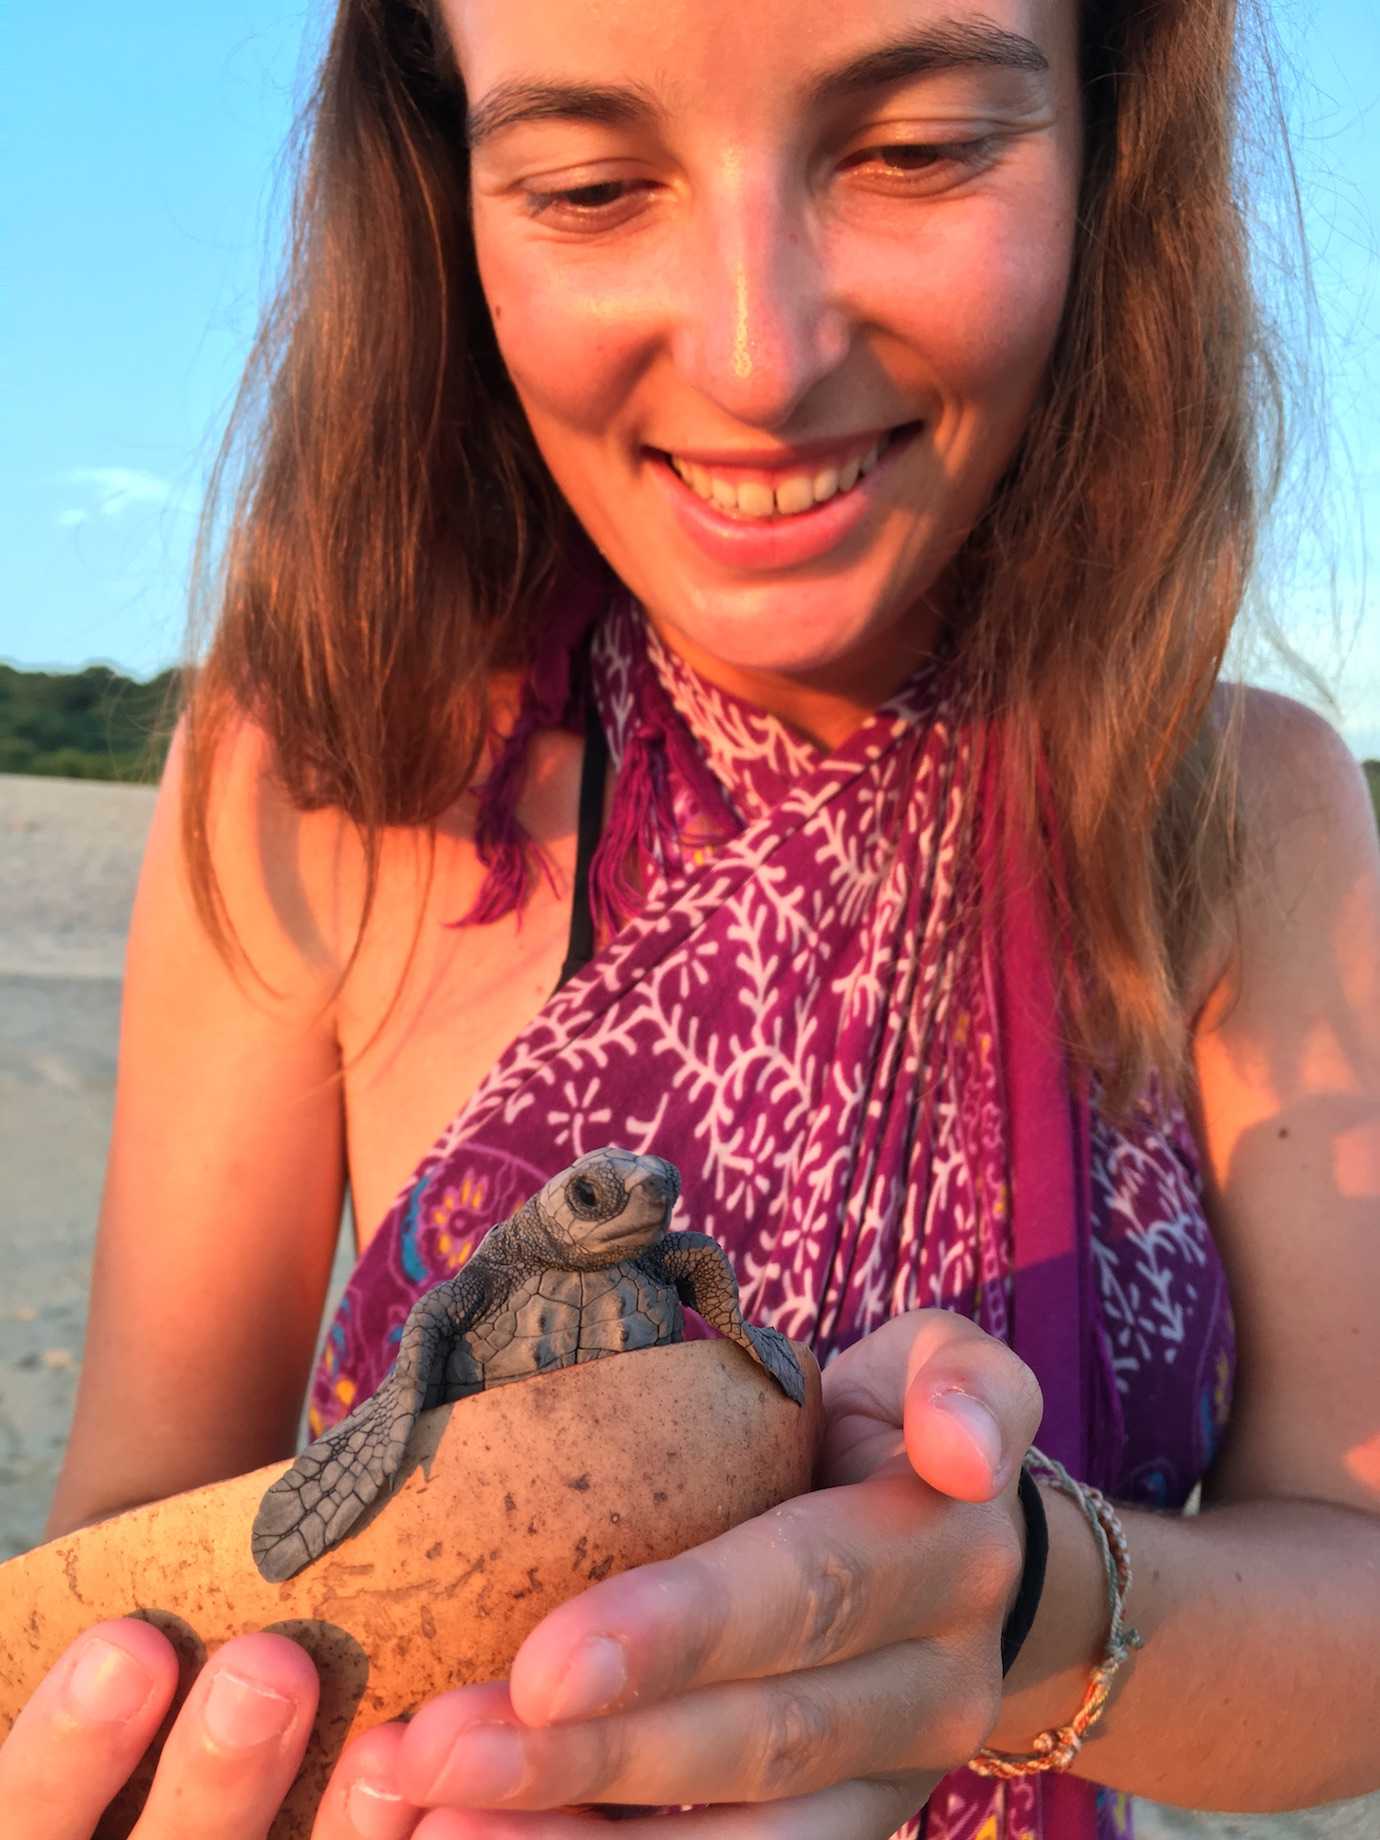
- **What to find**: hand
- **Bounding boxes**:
[0,1619,423,1839]
[385,1309,1044,1838]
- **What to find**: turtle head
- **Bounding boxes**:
[534,1148,680,1267]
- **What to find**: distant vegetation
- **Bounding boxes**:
[1,662,1378,831]
[0,662,178,782]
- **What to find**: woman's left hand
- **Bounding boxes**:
[391,1309,1044,1838]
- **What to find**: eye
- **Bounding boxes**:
[569,1177,601,1211]
[844,135,1003,189]
[523,178,653,227]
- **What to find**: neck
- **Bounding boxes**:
[638,602,948,752]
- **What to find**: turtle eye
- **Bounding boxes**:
[569,1177,600,1213]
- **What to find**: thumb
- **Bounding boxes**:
[902,1323,1043,1503]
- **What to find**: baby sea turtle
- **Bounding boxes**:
[252,1146,805,1581]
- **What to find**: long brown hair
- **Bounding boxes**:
[179,0,1292,1117]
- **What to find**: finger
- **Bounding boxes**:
[0,1618,179,1840]
[375,1685,655,1832]
[903,1317,1043,1503]
[501,1469,1018,1722]
[396,1640,989,1813]
[410,1771,927,1839]
[313,1721,424,1840]
[820,1309,1043,1498]
[135,1632,318,1838]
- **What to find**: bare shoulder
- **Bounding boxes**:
[169,690,530,990]
[163,706,360,998]
[199,672,583,993]
[1193,682,1378,1032]
[1224,679,1374,868]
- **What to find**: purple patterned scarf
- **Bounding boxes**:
[312,592,1234,1840]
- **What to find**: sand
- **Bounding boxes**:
[0,774,357,1567]
[1,774,155,1563]
[0,770,1372,1834]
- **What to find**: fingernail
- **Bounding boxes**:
[548,1634,628,1721]
[203,1669,294,1750]
[64,1635,152,1724]
[347,1777,408,1838]
[934,1389,1005,1475]
[433,1721,526,1802]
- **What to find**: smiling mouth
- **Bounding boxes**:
[650,423,922,522]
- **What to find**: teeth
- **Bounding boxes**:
[737,481,776,518]
[669,435,890,519]
[774,474,816,515]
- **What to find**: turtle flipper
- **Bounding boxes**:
[739,1321,807,1406]
[251,1378,413,1582]
[648,1231,806,1406]
[252,1262,498,1580]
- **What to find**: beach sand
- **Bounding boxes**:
[0,771,1373,1835]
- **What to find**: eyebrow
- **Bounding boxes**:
[464,19,1051,151]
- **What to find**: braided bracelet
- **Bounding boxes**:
[969,1448,1144,1779]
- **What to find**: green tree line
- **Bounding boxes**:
[0,662,178,782]
[1,660,1378,831]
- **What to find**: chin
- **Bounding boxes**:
[648,564,937,686]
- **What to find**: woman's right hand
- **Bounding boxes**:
[0,1619,420,1839]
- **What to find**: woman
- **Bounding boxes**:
[5,0,1378,1835]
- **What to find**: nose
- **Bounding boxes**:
[671,176,851,429]
[652,1156,681,1205]
[626,1156,681,1210]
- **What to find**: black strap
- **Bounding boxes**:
[1000,1465,1049,1676]
[554,692,608,992]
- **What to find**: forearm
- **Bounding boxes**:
[988,1489,1380,1812]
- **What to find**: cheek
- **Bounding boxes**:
[858,203,1074,432]
[475,225,645,435]
[831,165,1081,437]
[969,226,1075,409]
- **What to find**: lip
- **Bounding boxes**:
[657,427,902,478]
[648,423,920,573]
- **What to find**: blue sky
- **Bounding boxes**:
[3,1,1376,755]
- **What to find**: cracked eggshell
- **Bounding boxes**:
[0,1337,822,1838]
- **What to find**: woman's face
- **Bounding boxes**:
[448,0,1083,727]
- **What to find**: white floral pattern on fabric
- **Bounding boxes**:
[643,615,821,820]
[1087,1093,1234,1506]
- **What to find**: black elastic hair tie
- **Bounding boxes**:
[1000,1465,1049,1677]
